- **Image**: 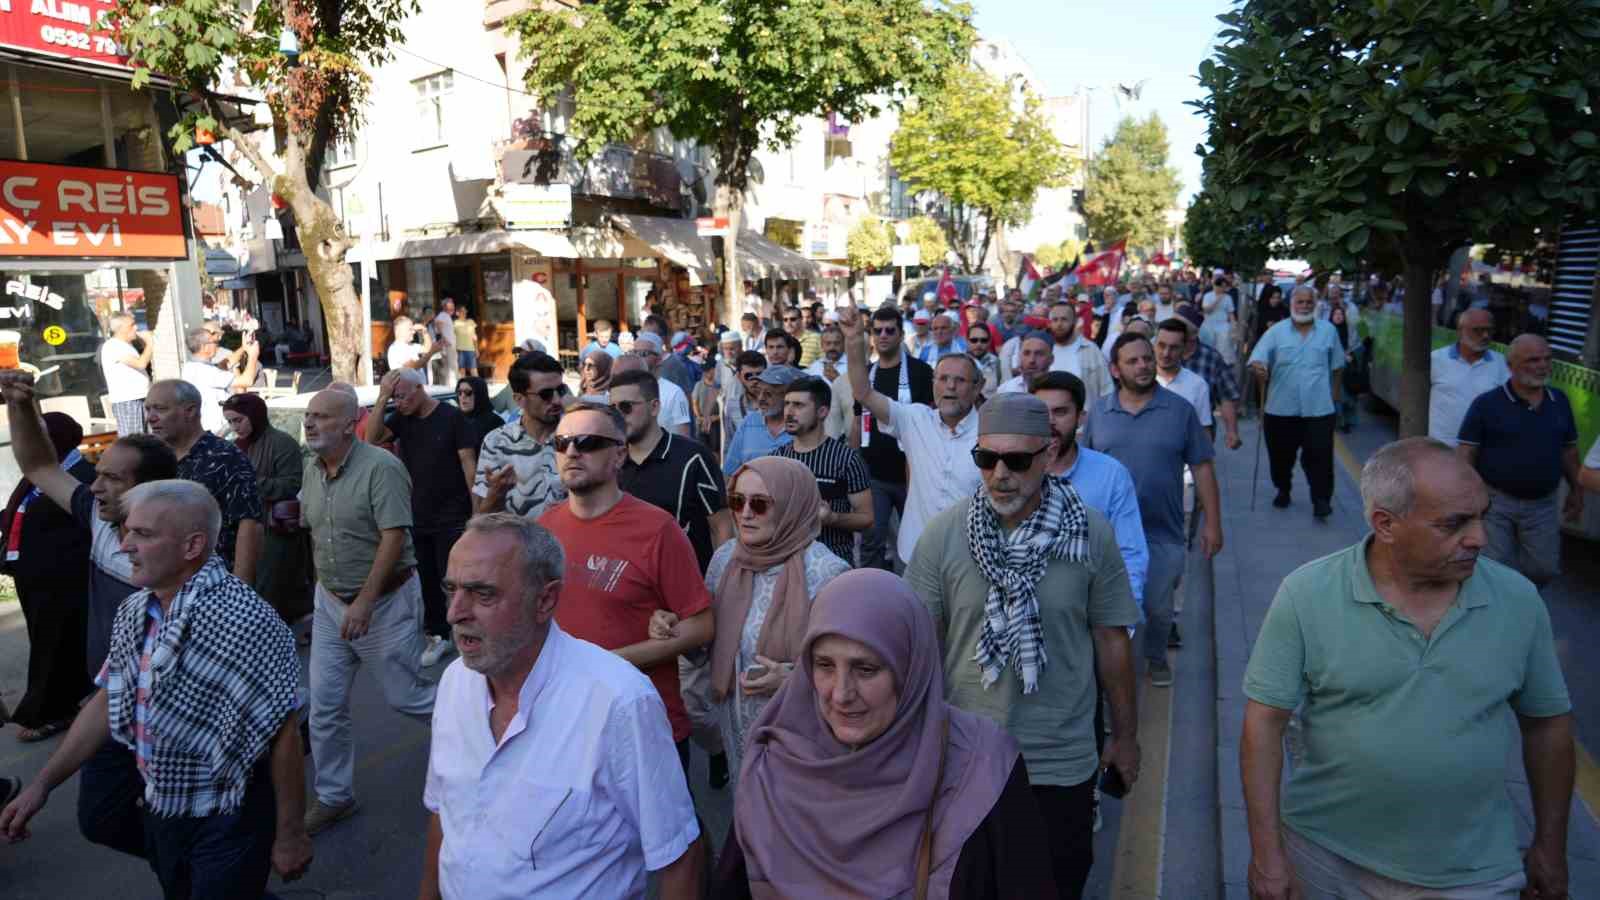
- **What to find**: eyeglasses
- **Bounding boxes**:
[551,434,621,454]
[456,389,473,397]
[613,399,647,415]
[727,492,774,515]
[971,445,1050,472]
[515,387,561,403]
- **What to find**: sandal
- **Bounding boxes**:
[1,776,19,807]
[15,720,68,743]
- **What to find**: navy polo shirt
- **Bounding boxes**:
[1457,382,1577,499]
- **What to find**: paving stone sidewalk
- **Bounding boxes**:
[1210,416,1600,898]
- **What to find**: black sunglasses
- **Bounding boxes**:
[613,399,648,415]
[873,326,900,336]
[516,387,561,402]
[727,492,774,515]
[552,434,621,454]
[971,445,1050,472]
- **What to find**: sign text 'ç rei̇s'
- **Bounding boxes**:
[0,161,187,259]
[0,0,130,68]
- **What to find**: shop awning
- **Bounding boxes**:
[609,214,716,284]
[363,229,631,261]
[740,231,822,281]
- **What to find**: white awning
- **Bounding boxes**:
[741,231,821,280]
[609,214,716,284]
[361,228,641,261]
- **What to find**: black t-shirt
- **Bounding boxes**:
[386,402,476,529]
[772,437,870,563]
[854,354,935,484]
[618,431,727,572]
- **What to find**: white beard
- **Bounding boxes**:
[1291,311,1315,324]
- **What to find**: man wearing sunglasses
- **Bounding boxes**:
[474,351,567,521]
[906,392,1141,900]
[841,304,983,571]
[538,402,715,776]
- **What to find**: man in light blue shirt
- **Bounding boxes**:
[1032,371,1148,612]
[580,318,623,361]
[1427,308,1508,447]
[721,365,799,476]
[1248,285,1344,519]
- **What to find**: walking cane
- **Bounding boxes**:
[1250,372,1267,512]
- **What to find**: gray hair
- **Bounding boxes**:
[122,479,222,554]
[1291,285,1317,303]
[392,367,425,388]
[185,326,212,354]
[1360,437,1454,521]
[150,379,203,412]
[109,311,135,330]
[464,513,565,598]
[934,351,981,383]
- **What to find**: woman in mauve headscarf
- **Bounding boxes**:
[713,569,1057,900]
[222,392,311,624]
[704,456,850,777]
[0,412,94,741]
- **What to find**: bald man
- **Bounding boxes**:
[1456,335,1583,585]
[1428,308,1508,447]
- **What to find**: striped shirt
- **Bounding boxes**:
[772,436,871,563]
[95,596,163,778]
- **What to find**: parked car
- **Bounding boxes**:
[899,274,998,305]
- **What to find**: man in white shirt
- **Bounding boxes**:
[624,335,691,436]
[179,326,258,434]
[1428,308,1509,446]
[841,304,983,566]
[387,316,440,384]
[1154,319,1214,429]
[431,298,458,389]
[805,326,848,380]
[996,331,1053,395]
[99,312,155,435]
[1046,301,1113,400]
[421,514,703,900]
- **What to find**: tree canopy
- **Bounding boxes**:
[889,64,1073,274]
[1081,113,1182,251]
[512,0,974,322]
[848,216,892,271]
[1181,187,1285,275]
[1192,0,1600,434]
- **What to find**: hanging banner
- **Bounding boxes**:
[0,160,187,259]
[0,0,131,69]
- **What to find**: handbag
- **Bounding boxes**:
[913,719,951,900]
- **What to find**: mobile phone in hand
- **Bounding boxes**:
[1099,764,1128,799]
[744,664,769,680]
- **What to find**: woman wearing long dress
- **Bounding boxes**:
[713,569,1059,899]
[706,456,850,776]
[222,392,311,624]
[1200,278,1238,365]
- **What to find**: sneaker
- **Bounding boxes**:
[420,635,455,668]
[1091,784,1103,833]
[1272,490,1291,508]
[304,798,357,836]
[1167,622,1182,649]
[708,752,730,790]
[1149,659,1174,688]
[1312,501,1332,520]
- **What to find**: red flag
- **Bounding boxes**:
[937,267,959,305]
[1075,240,1127,287]
[1149,251,1169,267]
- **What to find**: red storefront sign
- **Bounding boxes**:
[0,0,130,70]
[0,160,187,259]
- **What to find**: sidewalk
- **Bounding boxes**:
[1210,416,1600,897]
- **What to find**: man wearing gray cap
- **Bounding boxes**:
[722,364,799,475]
[630,334,693,436]
[908,391,1142,899]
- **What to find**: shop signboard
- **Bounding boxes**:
[0,160,187,258]
[0,0,131,69]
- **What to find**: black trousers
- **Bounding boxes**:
[1263,413,1336,504]
[12,574,91,727]
[413,524,465,638]
[1033,777,1098,899]
[78,738,147,859]
[142,763,276,900]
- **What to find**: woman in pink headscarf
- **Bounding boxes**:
[714,569,1057,900]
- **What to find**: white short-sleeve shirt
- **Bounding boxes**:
[180,357,236,434]
[424,623,699,900]
[656,377,692,430]
[1428,345,1510,447]
[387,342,432,385]
[1157,367,1214,427]
[1584,434,1600,471]
[99,337,149,403]
[879,400,982,564]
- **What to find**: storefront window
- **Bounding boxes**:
[481,257,513,328]
[0,264,167,426]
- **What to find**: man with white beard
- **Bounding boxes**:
[1248,285,1345,520]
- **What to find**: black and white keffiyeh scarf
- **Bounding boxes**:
[967,476,1091,694]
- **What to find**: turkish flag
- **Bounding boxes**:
[1075,240,1127,287]
[1150,252,1169,267]
[937,267,960,305]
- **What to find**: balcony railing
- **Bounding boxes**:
[497,124,685,213]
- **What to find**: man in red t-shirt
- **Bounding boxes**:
[538,402,714,764]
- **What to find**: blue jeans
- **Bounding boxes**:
[142,764,276,900]
[78,737,146,859]
[1142,542,1186,664]
[862,478,908,571]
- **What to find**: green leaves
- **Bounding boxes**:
[1385,116,1410,145]
[1079,113,1183,248]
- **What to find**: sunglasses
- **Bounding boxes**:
[516,387,561,402]
[551,434,621,454]
[873,326,900,336]
[613,399,647,415]
[971,445,1050,472]
[727,492,774,515]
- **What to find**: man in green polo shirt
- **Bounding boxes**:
[1242,438,1572,899]
[300,388,437,837]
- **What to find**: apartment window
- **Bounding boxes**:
[413,71,454,147]
[326,131,357,169]
[540,90,575,137]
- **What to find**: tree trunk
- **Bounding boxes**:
[717,183,744,327]
[1399,256,1438,438]
[277,170,360,383]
